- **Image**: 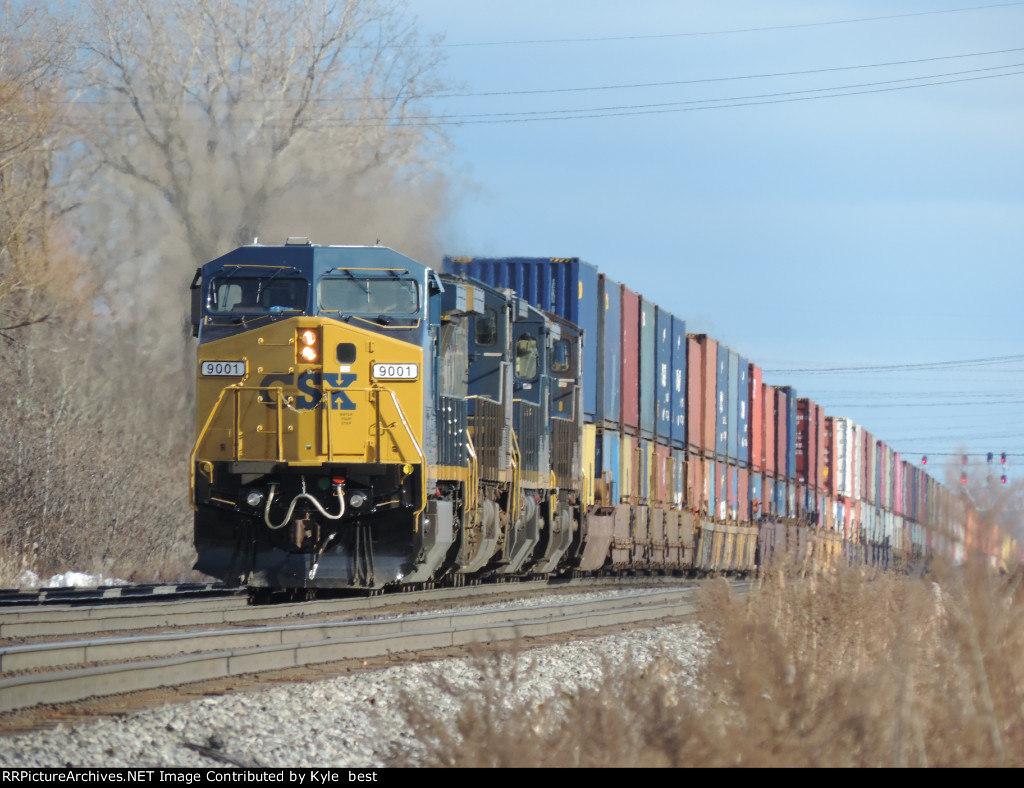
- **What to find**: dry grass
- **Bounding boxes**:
[394,560,1024,767]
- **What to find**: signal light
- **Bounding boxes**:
[962,454,968,465]
[1001,453,1007,464]
[961,474,967,484]
[297,328,320,363]
[987,452,994,463]
[1001,474,1007,485]
[921,455,927,465]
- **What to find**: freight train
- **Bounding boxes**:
[189,240,1015,591]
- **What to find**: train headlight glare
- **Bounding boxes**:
[297,328,320,363]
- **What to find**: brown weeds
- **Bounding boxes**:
[393,561,1024,767]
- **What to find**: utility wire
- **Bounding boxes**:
[65,46,1024,106]
[391,61,1024,122]
[431,46,1024,99]
[766,354,1024,374]
[430,3,1024,48]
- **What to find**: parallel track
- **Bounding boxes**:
[0,582,709,715]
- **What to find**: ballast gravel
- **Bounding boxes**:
[0,622,708,768]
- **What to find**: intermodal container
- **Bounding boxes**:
[748,364,762,470]
[706,458,716,517]
[598,429,621,503]
[654,307,673,443]
[620,285,640,436]
[687,335,717,457]
[796,398,821,491]
[671,449,685,508]
[763,383,775,476]
[691,453,706,515]
[815,404,826,493]
[717,461,728,520]
[774,388,788,479]
[736,357,749,467]
[620,433,635,503]
[639,298,656,439]
[715,344,729,460]
[894,453,904,516]
[444,256,600,422]
[670,315,687,449]
[597,276,621,428]
[775,386,797,480]
[749,471,763,519]
[737,467,749,522]
[654,442,671,505]
[824,416,834,496]
[726,351,739,461]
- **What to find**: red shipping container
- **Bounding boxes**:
[763,383,775,475]
[749,364,763,472]
[687,451,703,513]
[824,416,834,497]
[655,443,671,505]
[797,399,810,486]
[687,335,718,457]
[815,403,826,493]
[797,398,822,491]
[620,286,640,436]
[686,338,702,452]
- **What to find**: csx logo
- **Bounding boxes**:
[258,372,358,410]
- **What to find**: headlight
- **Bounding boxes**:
[349,493,367,508]
[296,328,320,363]
[245,490,264,508]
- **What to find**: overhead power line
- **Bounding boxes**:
[766,354,1024,374]
[430,46,1024,99]
[430,3,1024,48]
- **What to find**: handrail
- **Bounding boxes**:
[465,429,479,525]
[379,388,428,523]
[189,384,285,506]
[509,429,522,533]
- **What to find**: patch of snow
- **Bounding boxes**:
[15,570,128,589]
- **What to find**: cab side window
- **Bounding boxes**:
[550,339,571,373]
[515,335,538,381]
[475,307,497,347]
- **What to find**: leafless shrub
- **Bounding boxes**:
[394,561,1024,767]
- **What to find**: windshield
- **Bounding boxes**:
[209,276,308,314]
[319,276,420,316]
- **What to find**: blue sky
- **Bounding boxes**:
[411,1,1024,484]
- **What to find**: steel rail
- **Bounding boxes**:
[0,586,703,714]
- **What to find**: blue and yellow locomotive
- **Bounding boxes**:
[189,239,586,590]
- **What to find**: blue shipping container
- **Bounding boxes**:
[639,298,656,439]
[776,385,798,479]
[598,429,621,503]
[716,345,729,460]
[670,315,687,449]
[598,276,622,429]
[727,350,739,462]
[655,307,673,443]
[736,357,749,467]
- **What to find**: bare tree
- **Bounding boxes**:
[73,0,450,275]
[0,1,74,337]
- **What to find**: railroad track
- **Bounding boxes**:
[0,582,708,715]
[0,582,238,608]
